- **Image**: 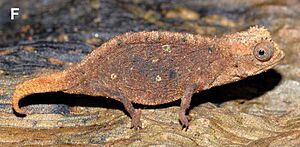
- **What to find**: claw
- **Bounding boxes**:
[179,111,189,131]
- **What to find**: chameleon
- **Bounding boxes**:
[12,26,284,130]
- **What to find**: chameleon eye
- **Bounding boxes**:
[253,42,274,62]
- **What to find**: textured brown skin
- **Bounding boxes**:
[12,26,284,129]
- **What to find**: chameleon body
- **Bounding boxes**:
[12,26,284,129]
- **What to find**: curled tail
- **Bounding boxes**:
[12,71,71,115]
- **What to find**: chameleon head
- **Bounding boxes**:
[217,26,285,83]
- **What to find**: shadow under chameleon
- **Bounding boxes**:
[16,69,282,117]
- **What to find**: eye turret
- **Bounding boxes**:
[253,42,274,62]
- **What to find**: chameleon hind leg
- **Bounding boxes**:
[102,88,142,130]
[118,93,142,130]
[64,81,142,129]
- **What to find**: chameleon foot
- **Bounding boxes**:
[179,110,189,131]
[130,109,142,130]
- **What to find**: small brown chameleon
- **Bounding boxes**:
[12,26,284,129]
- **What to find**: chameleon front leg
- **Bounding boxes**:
[179,84,197,130]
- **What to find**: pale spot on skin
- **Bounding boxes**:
[111,73,117,79]
[162,44,172,53]
[152,59,159,63]
[155,75,162,82]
